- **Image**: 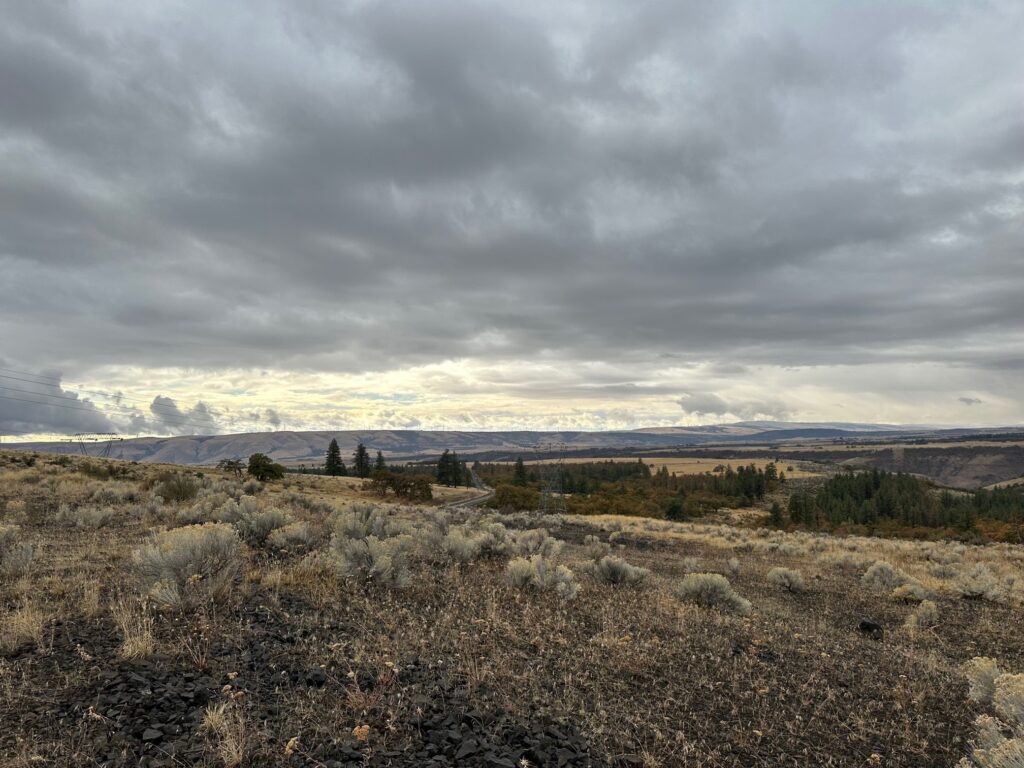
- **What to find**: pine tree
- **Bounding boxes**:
[769,501,784,528]
[437,450,462,487]
[374,450,387,473]
[513,456,527,486]
[451,452,462,486]
[353,443,371,478]
[325,439,346,477]
[436,450,451,486]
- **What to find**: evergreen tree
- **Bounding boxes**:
[353,443,371,478]
[325,439,346,477]
[769,501,784,528]
[451,452,463,486]
[665,496,685,521]
[436,449,465,487]
[513,456,527,486]
[374,450,387,473]
[436,449,453,486]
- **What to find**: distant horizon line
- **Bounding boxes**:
[5,420,1024,445]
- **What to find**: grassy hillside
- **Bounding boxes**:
[1,452,1022,766]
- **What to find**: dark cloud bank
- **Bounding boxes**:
[1,0,1022,433]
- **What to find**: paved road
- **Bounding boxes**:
[444,469,493,508]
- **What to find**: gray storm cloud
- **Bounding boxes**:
[678,392,790,421]
[0,0,1022,423]
[0,364,115,436]
[147,396,220,436]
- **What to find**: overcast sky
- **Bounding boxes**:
[2,0,1022,438]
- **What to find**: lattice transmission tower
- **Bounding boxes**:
[65,433,123,458]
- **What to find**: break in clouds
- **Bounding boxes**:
[1,0,1022,436]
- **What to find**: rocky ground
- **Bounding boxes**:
[2,452,1022,766]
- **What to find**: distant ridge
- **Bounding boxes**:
[6,422,1018,467]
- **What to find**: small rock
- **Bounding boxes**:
[455,740,479,759]
[858,618,884,639]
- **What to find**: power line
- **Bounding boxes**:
[0,371,219,424]
[0,366,64,384]
[0,392,123,415]
[0,392,222,435]
[0,383,219,430]
[0,365,281,437]
[0,381,218,426]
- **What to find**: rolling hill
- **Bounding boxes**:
[7,422,1020,473]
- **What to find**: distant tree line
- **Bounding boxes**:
[477,458,652,492]
[782,469,1024,541]
[481,458,782,518]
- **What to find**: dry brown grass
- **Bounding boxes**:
[0,600,48,653]
[2,449,1023,767]
[109,596,156,659]
[202,701,249,767]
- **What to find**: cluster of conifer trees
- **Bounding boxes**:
[324,439,386,478]
[434,449,471,487]
[320,439,471,492]
[480,458,782,518]
[785,468,1024,533]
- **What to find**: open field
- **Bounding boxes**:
[505,457,824,480]
[653,440,1024,453]
[258,473,484,508]
[641,457,822,479]
[1,451,1022,767]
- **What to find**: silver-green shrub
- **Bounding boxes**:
[441,528,483,563]
[236,507,290,547]
[675,573,751,616]
[892,581,928,603]
[332,535,412,588]
[767,566,804,593]
[905,599,940,632]
[958,661,1024,768]
[89,482,140,505]
[266,521,318,555]
[965,658,1005,705]
[681,556,701,574]
[57,503,115,529]
[331,503,408,541]
[582,535,611,561]
[514,528,562,558]
[584,555,649,586]
[134,523,241,609]
[153,474,199,503]
[958,564,1002,602]
[861,561,910,591]
[0,524,34,577]
[505,555,578,601]
[993,673,1024,729]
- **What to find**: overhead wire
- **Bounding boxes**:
[0,392,223,434]
[0,365,229,434]
[0,371,219,424]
